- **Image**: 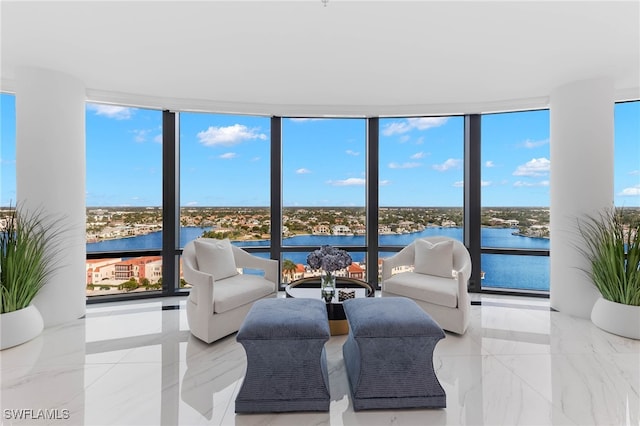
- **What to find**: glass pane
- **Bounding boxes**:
[481,253,549,291]
[86,104,163,248]
[481,109,550,292]
[179,113,270,247]
[85,104,163,297]
[614,101,640,208]
[378,117,464,246]
[1,94,16,206]
[282,118,366,246]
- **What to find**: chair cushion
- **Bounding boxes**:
[194,238,239,281]
[213,274,276,314]
[237,298,329,340]
[384,272,458,308]
[414,239,454,278]
[344,297,444,338]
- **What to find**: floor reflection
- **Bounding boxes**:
[1,295,638,425]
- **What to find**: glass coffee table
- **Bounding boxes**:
[285,276,375,335]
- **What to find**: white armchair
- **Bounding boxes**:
[183,238,278,343]
[381,236,471,334]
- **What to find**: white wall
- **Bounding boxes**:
[549,77,614,318]
[16,67,86,327]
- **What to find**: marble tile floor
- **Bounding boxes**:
[1,294,638,426]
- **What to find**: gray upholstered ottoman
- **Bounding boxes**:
[235,298,331,413]
[342,297,446,411]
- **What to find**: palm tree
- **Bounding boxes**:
[282,259,297,283]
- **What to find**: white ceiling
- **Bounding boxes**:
[1,1,639,117]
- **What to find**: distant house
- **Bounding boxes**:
[379,224,392,234]
[115,256,162,282]
[86,258,121,284]
[347,263,365,280]
[313,224,331,235]
[294,264,305,281]
[332,224,352,235]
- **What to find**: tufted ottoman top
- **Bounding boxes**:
[237,298,330,340]
[343,297,444,338]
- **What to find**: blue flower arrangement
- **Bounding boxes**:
[307,245,352,300]
[306,245,353,273]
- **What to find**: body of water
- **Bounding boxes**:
[87,227,550,291]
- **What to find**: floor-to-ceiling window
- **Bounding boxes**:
[0,93,18,257]
[280,118,367,282]
[5,90,638,301]
[614,101,640,209]
[378,116,464,280]
[613,101,640,250]
[85,103,163,297]
[481,109,550,292]
[1,93,16,207]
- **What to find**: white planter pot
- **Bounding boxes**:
[0,305,44,350]
[591,297,640,340]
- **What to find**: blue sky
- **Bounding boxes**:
[1,95,638,208]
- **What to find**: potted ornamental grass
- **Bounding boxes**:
[577,207,640,339]
[0,205,68,349]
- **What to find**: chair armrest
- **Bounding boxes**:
[183,255,214,312]
[231,246,279,285]
[455,260,472,307]
[381,244,416,281]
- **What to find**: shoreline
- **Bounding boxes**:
[88,225,551,246]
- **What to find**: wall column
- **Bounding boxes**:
[549,77,614,318]
[15,67,86,327]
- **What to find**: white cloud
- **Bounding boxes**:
[432,158,462,172]
[132,129,150,142]
[521,138,549,148]
[408,117,449,130]
[219,152,237,159]
[482,180,491,187]
[381,117,449,136]
[485,160,495,168]
[388,162,421,169]
[328,178,365,186]
[410,152,426,159]
[197,124,267,147]
[87,104,133,120]
[346,150,360,156]
[250,157,260,162]
[382,121,411,136]
[154,134,162,144]
[513,180,549,187]
[296,168,311,174]
[513,157,550,177]
[186,201,199,206]
[379,180,391,186]
[629,170,640,175]
[619,185,640,196]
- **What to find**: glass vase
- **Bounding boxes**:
[321,271,336,303]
